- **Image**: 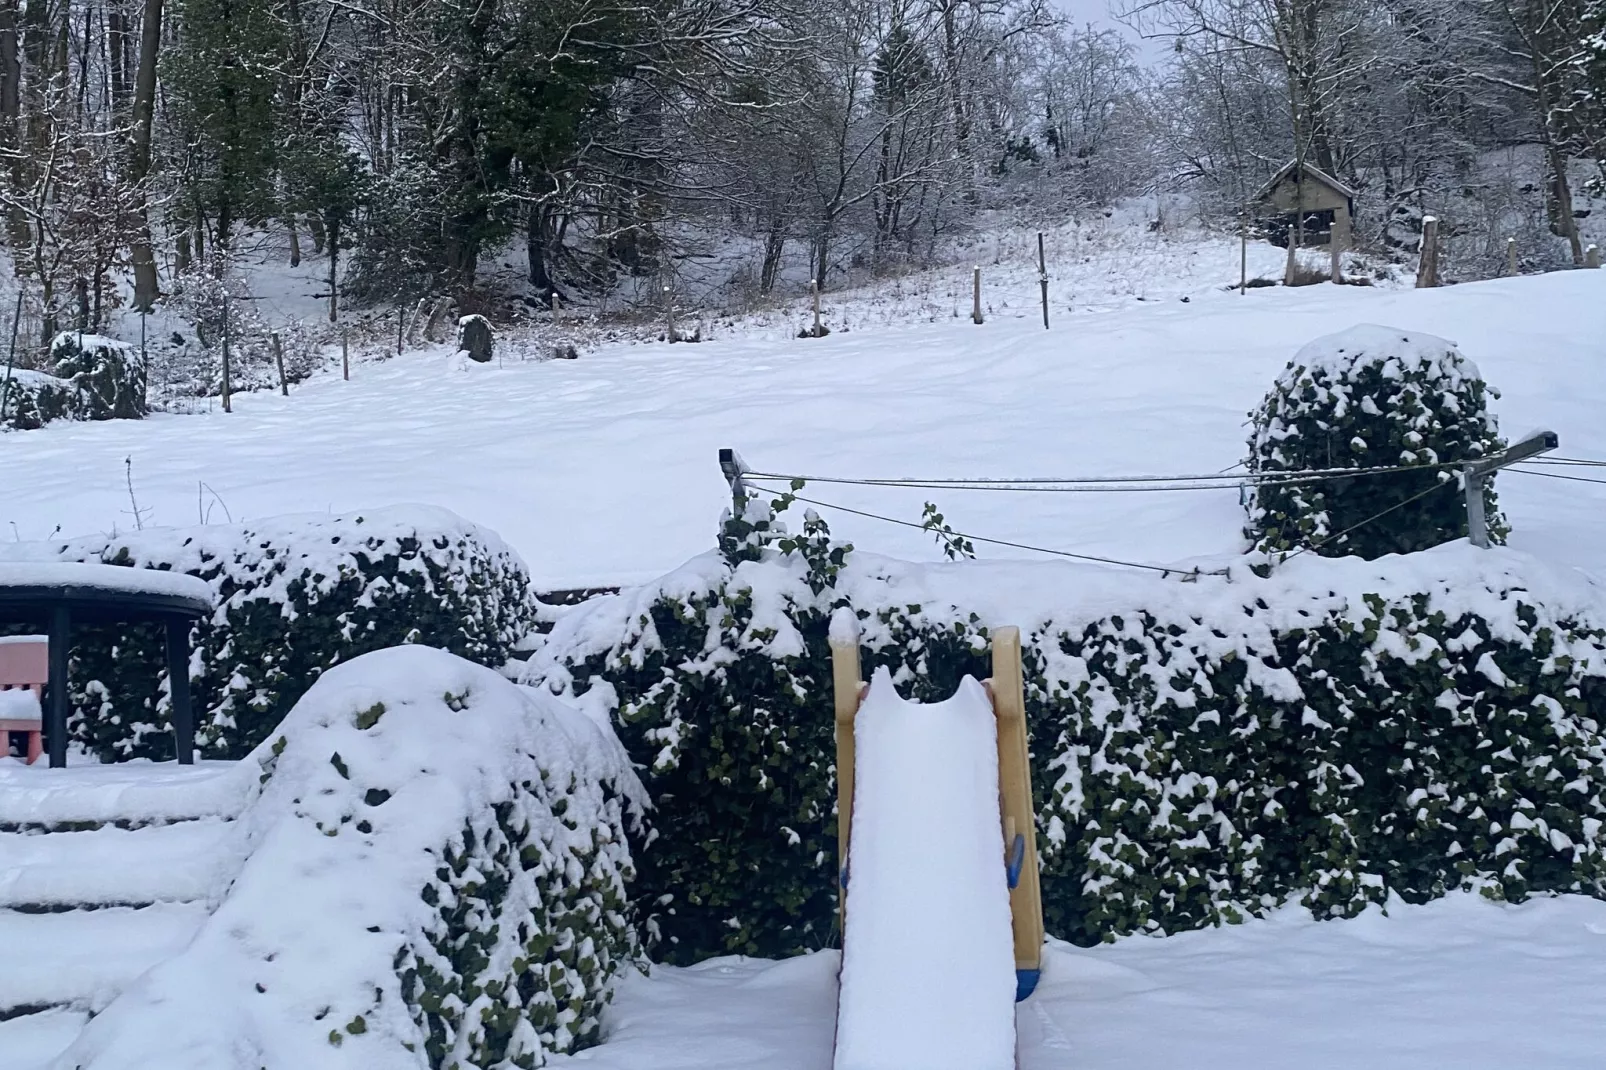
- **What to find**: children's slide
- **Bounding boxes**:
[829,615,1044,1070]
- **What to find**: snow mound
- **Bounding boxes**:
[56,645,643,1070]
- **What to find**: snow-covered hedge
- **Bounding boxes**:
[1246,325,1506,558]
[0,506,537,760]
[1,332,146,430]
[60,646,642,1070]
[526,495,1606,959]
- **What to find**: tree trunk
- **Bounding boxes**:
[128,0,163,310]
[0,0,26,249]
[760,209,786,296]
[326,217,339,322]
[526,202,554,296]
[1546,141,1582,263]
[288,216,301,267]
[307,213,326,254]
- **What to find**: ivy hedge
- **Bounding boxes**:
[1246,324,1506,558]
[527,493,1606,961]
[0,506,538,760]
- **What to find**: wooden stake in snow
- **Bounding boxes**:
[220,292,233,414]
[396,308,405,356]
[1036,232,1049,329]
[551,291,561,323]
[1330,225,1343,284]
[1283,224,1297,285]
[271,332,287,396]
[1507,237,1519,277]
[811,278,822,337]
[971,266,984,324]
[1416,216,1440,288]
[1239,212,1248,295]
[664,285,674,343]
[341,328,349,381]
[1588,245,1601,269]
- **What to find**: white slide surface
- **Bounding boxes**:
[834,668,1016,1070]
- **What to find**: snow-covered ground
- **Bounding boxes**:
[5,228,1606,1067]
[4,251,1600,590]
[549,893,1606,1070]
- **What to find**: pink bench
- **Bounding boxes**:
[0,635,47,764]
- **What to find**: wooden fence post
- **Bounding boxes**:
[830,621,865,923]
[1588,244,1601,269]
[1283,224,1297,285]
[341,328,349,381]
[271,332,287,396]
[1239,212,1248,295]
[990,626,1043,989]
[972,266,984,324]
[552,292,561,323]
[811,279,822,337]
[1036,232,1049,329]
[220,294,232,413]
[664,285,675,342]
[1330,232,1342,284]
[1507,237,1519,277]
[1416,216,1440,288]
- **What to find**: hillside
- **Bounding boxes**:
[3,237,1601,591]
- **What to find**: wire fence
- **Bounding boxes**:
[739,450,1606,578]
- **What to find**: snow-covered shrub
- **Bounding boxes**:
[1245,325,1506,558]
[0,506,538,760]
[1,333,146,430]
[60,646,641,1070]
[529,494,1606,958]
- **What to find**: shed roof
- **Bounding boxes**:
[1253,159,1357,203]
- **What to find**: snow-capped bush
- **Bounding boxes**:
[60,646,641,1070]
[527,494,1606,958]
[1245,325,1506,558]
[0,506,538,760]
[1,332,146,430]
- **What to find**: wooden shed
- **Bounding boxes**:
[1253,160,1356,250]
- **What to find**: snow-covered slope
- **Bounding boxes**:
[4,265,1600,591]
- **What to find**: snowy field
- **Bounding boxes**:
[5,235,1606,1067]
[4,254,1602,590]
[549,894,1606,1070]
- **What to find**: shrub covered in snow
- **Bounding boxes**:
[527,493,1606,959]
[0,506,538,760]
[1,332,146,430]
[59,646,641,1070]
[1245,325,1506,558]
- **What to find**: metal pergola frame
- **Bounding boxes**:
[0,580,212,768]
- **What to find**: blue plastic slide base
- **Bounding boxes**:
[1015,968,1041,1002]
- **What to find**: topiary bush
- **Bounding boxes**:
[529,492,1606,960]
[1245,324,1507,558]
[62,646,642,1070]
[0,506,538,760]
[2,333,147,430]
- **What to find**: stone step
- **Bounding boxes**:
[0,818,241,909]
[0,902,210,1015]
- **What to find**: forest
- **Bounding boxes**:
[0,0,1602,340]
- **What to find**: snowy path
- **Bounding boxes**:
[552,894,1606,1070]
[5,271,1603,588]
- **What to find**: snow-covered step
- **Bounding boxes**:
[0,818,241,908]
[0,760,256,830]
[0,1007,89,1070]
[0,902,209,1014]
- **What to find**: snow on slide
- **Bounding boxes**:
[834,668,1016,1070]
